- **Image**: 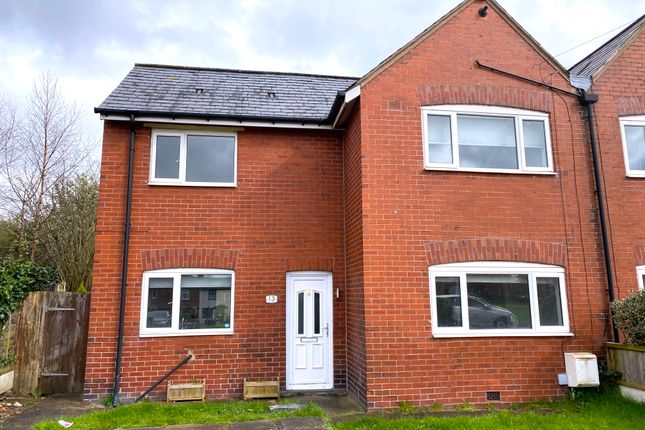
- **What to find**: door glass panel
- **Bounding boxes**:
[297,292,304,335]
[155,135,180,179]
[466,274,529,329]
[537,277,563,326]
[179,274,231,330]
[435,277,462,327]
[314,292,321,335]
[147,278,173,328]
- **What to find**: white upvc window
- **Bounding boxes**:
[150,130,237,186]
[619,116,645,177]
[421,105,554,174]
[637,265,645,290]
[429,262,571,338]
[140,268,235,337]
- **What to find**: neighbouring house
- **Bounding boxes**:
[85,0,635,409]
[569,14,645,299]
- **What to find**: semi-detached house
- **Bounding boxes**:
[86,0,642,409]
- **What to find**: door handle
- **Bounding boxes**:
[323,323,329,337]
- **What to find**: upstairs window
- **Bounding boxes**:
[429,262,570,337]
[422,105,553,173]
[620,116,645,177]
[150,130,237,186]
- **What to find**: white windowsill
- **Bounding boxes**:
[148,181,238,188]
[626,172,645,178]
[432,331,574,338]
[424,166,557,175]
[140,329,234,337]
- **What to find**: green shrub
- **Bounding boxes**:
[0,259,59,327]
[611,289,645,345]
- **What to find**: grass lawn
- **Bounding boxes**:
[32,400,323,430]
[335,390,645,430]
[32,389,645,430]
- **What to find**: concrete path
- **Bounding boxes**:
[0,395,103,429]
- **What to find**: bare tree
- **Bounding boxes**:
[0,93,17,160]
[2,72,90,261]
[41,174,98,292]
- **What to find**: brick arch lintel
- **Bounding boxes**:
[417,85,552,113]
[285,257,336,273]
[617,96,645,117]
[424,238,567,267]
[633,245,645,266]
[141,248,240,271]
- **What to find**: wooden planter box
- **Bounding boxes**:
[606,342,645,390]
[243,378,280,400]
[166,380,205,402]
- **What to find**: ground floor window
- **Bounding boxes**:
[429,262,571,337]
[140,268,234,336]
[637,265,645,290]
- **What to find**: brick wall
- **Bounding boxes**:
[85,123,347,401]
[589,29,645,301]
[342,104,368,408]
[356,0,609,409]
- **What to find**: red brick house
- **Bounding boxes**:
[86,0,619,409]
[569,14,645,302]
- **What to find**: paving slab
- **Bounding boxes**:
[283,394,363,418]
[277,416,326,429]
[229,420,277,430]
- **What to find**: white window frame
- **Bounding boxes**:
[637,265,645,290]
[421,105,554,174]
[429,262,571,338]
[619,116,645,178]
[140,268,235,337]
[149,130,238,187]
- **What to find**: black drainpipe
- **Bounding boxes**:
[112,115,136,406]
[578,90,619,342]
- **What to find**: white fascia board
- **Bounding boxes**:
[332,85,361,128]
[345,85,361,102]
[99,114,335,130]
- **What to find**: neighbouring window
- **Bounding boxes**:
[140,268,234,336]
[422,105,553,173]
[637,266,645,290]
[429,262,570,337]
[150,130,237,186]
[620,116,645,177]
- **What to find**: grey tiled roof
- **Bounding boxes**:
[96,64,359,124]
[569,14,645,79]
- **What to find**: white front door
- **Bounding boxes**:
[286,272,333,390]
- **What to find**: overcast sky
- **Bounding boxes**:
[1,0,643,150]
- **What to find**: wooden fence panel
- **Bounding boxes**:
[606,342,645,390]
[13,293,46,393]
[14,292,90,394]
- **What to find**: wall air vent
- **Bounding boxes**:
[486,391,501,401]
